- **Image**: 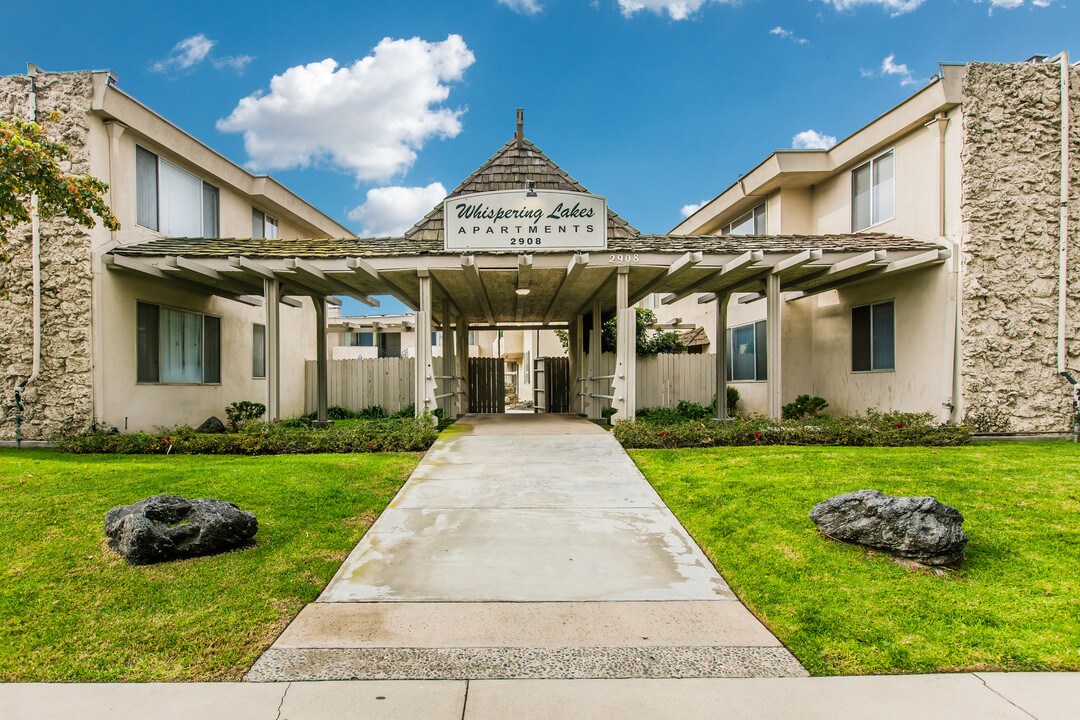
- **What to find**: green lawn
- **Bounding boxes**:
[631,442,1080,676]
[0,449,419,682]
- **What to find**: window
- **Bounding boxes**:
[851,150,894,231]
[468,331,478,345]
[851,301,895,372]
[431,331,442,346]
[136,146,219,237]
[347,331,374,347]
[136,302,221,384]
[379,332,401,358]
[252,324,266,378]
[726,320,767,381]
[722,202,766,236]
[252,209,279,239]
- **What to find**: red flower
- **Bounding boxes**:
[163,436,171,444]
[896,422,905,429]
[660,431,669,436]
[754,431,763,440]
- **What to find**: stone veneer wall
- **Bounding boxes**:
[0,73,97,440]
[960,62,1080,433]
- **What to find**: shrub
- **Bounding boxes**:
[327,406,354,421]
[782,394,829,420]
[614,410,970,449]
[727,386,740,414]
[356,405,388,420]
[280,416,313,429]
[56,418,439,455]
[225,401,266,431]
[392,404,415,419]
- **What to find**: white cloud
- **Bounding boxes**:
[980,0,1054,10]
[792,129,837,149]
[213,55,255,73]
[498,0,543,13]
[821,0,925,15]
[680,200,706,218]
[217,35,475,183]
[861,53,920,87]
[151,34,215,73]
[348,183,448,236]
[616,0,736,20]
[770,26,809,44]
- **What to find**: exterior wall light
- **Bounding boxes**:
[515,287,531,296]
[525,180,537,197]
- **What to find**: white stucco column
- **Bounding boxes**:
[715,292,730,421]
[441,299,455,417]
[572,314,585,415]
[590,298,602,420]
[312,296,329,425]
[766,273,783,420]
[414,272,437,419]
[263,278,281,421]
[456,320,469,415]
[611,266,636,421]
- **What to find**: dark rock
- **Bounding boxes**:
[104,494,258,565]
[809,489,967,566]
[195,416,227,434]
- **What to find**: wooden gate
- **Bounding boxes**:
[468,357,505,413]
[534,356,570,413]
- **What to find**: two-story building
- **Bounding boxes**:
[665,56,1078,433]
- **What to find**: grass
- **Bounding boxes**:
[630,442,1080,676]
[0,449,419,682]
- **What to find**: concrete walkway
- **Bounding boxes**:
[247,413,805,681]
[4,673,1078,719]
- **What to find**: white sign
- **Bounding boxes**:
[444,190,608,251]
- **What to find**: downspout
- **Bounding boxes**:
[1054,51,1071,376]
[14,63,43,447]
[928,111,960,423]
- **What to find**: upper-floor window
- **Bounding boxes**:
[722,202,766,235]
[347,331,374,347]
[726,320,767,382]
[252,209,279,239]
[851,301,895,372]
[136,146,219,237]
[851,150,894,231]
[136,301,221,384]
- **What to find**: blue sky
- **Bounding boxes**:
[3,0,1076,315]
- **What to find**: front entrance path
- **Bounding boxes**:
[247,413,805,681]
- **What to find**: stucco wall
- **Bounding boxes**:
[0,72,97,439]
[960,62,1080,433]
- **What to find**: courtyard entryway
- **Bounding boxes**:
[247,414,805,681]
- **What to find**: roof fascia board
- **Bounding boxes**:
[91,74,353,238]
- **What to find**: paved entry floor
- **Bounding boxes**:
[248,413,805,681]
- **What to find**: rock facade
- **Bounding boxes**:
[961,62,1080,433]
[809,489,968,566]
[104,494,258,565]
[0,72,97,440]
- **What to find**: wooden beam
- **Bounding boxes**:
[574,267,616,317]
[544,253,590,323]
[785,248,950,300]
[771,248,823,275]
[515,254,533,323]
[628,251,702,305]
[791,250,887,290]
[162,256,262,296]
[461,255,495,325]
[429,273,461,323]
[105,255,262,306]
[286,257,379,306]
[661,250,763,305]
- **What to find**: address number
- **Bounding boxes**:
[510,237,543,246]
[609,254,640,263]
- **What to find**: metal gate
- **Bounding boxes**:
[468,357,505,413]
[533,356,570,413]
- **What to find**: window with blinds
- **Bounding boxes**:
[136,146,219,238]
[252,209,279,239]
[726,320,768,382]
[851,301,895,372]
[136,302,221,384]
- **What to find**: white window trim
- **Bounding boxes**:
[851,148,895,232]
[135,145,219,238]
[850,298,896,374]
[727,320,767,383]
[721,201,767,236]
[136,300,222,386]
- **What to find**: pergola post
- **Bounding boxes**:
[456,320,470,415]
[573,314,585,415]
[414,271,437,420]
[567,317,580,416]
[312,296,329,426]
[715,291,730,421]
[611,266,636,422]
[441,298,455,417]
[766,273,783,419]
[590,298,602,420]
[263,278,281,422]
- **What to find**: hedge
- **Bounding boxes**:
[614,411,970,448]
[55,418,439,455]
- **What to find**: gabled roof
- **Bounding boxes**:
[405,136,639,242]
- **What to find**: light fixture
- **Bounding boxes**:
[515,287,531,296]
[525,180,537,197]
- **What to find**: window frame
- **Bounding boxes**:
[136,145,220,238]
[850,299,896,373]
[726,320,768,382]
[851,148,895,232]
[252,208,280,239]
[135,300,222,385]
[721,202,767,236]
[252,323,266,379]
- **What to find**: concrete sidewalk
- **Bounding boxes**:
[248,413,804,681]
[3,673,1077,719]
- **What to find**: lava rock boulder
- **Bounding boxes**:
[195,416,227,434]
[105,494,258,565]
[809,489,967,566]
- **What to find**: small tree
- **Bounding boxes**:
[555,307,686,357]
[1,113,119,263]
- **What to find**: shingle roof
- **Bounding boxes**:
[110,232,939,259]
[404,136,639,242]
[678,327,710,348]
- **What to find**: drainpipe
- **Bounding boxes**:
[1053,51,1070,377]
[14,62,43,447]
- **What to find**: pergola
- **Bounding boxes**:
[106,232,946,423]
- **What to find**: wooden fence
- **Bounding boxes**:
[307,353,719,415]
